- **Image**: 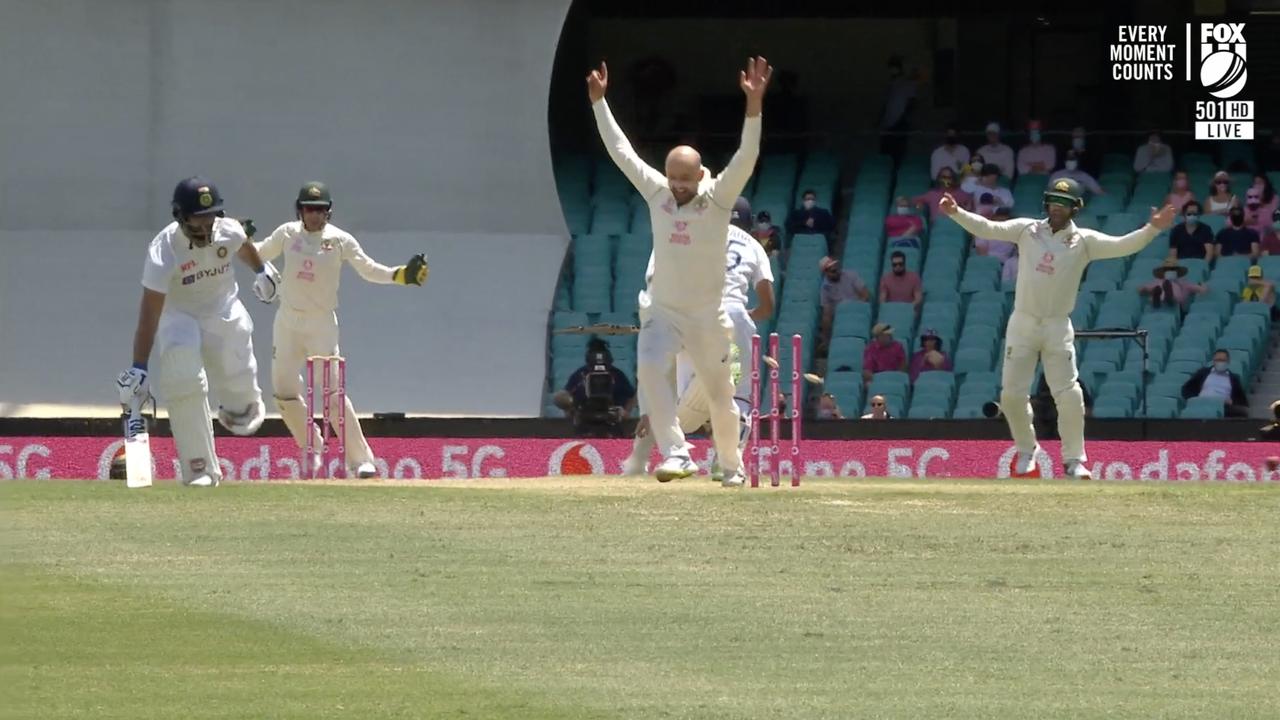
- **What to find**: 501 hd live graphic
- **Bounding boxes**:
[1190,21,1252,140]
[1110,21,1254,141]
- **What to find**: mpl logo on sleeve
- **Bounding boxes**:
[1188,22,1252,140]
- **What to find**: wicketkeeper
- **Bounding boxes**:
[253,181,428,478]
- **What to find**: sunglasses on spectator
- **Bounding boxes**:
[872,402,885,407]
[1215,180,1229,186]
[892,262,905,267]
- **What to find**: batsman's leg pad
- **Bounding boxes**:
[157,346,220,485]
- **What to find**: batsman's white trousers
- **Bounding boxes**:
[153,299,262,483]
[271,307,374,467]
[1001,310,1087,463]
[636,302,742,473]
[675,302,757,424]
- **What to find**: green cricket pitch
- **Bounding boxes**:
[3,477,1279,718]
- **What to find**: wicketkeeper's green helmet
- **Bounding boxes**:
[1043,177,1085,211]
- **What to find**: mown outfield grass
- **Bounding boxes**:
[3,478,1280,719]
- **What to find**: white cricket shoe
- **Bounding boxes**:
[654,456,697,483]
[185,474,218,488]
[721,468,746,488]
[1013,449,1038,475]
[354,462,377,479]
[1064,460,1093,480]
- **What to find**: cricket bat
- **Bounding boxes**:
[122,408,153,489]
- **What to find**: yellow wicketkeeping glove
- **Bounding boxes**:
[393,253,429,286]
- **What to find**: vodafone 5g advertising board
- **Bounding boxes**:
[0,437,1278,483]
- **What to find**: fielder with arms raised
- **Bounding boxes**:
[589,57,771,486]
[116,177,281,487]
[939,178,1175,478]
[623,197,775,483]
[254,182,428,478]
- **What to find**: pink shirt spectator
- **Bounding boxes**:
[1244,191,1279,234]
[1165,190,1196,213]
[975,237,1016,262]
[1260,229,1280,255]
[820,270,867,309]
[914,187,972,220]
[879,270,922,303]
[909,349,952,382]
[863,339,906,375]
[884,213,924,239]
[1140,278,1200,308]
[1016,143,1057,175]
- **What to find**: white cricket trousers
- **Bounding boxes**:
[675,302,757,425]
[271,307,374,468]
[153,300,262,483]
[636,302,742,474]
[1000,310,1087,463]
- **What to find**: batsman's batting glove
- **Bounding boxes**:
[393,253,429,286]
[253,262,281,303]
[240,218,257,238]
[116,364,150,411]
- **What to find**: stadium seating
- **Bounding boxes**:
[549,144,1277,418]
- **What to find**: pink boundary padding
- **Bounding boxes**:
[2,437,1279,482]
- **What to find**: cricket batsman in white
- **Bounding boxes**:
[939,178,1175,478]
[589,56,771,485]
[623,197,775,484]
[116,177,281,487]
[253,181,428,479]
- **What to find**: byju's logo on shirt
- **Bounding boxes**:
[182,263,231,286]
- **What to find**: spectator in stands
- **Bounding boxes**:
[1240,265,1276,318]
[1169,200,1214,260]
[878,56,919,160]
[861,394,892,419]
[787,189,835,238]
[930,127,970,179]
[1260,208,1280,256]
[816,392,843,420]
[1048,149,1104,196]
[1181,349,1249,417]
[914,167,970,220]
[1133,130,1174,173]
[1244,176,1279,235]
[862,323,907,386]
[819,256,869,350]
[1205,171,1238,215]
[908,328,952,382]
[884,196,924,246]
[974,205,1017,271]
[1069,126,1098,175]
[971,164,1013,212]
[751,210,781,256]
[1016,120,1056,176]
[1216,206,1260,260]
[1138,259,1206,313]
[1163,170,1196,213]
[976,122,1015,179]
[880,250,922,310]
[958,152,984,191]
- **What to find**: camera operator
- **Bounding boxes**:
[553,337,637,437]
